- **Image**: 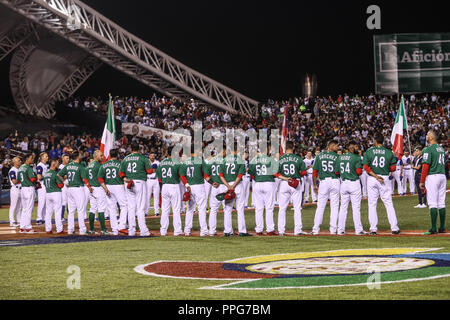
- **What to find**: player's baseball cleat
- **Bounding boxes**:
[18,229,25,233]
[438,229,446,233]
[209,233,217,237]
[61,218,67,223]
[86,230,97,235]
[414,204,422,208]
[337,231,346,235]
[310,231,319,235]
[100,230,114,236]
[57,230,67,234]
[419,204,427,208]
[266,231,279,236]
[184,233,191,237]
[10,222,20,227]
[224,233,233,237]
[173,232,184,236]
[294,231,307,236]
[239,233,253,237]
[118,229,129,235]
[356,231,369,235]
[25,229,38,234]
[46,231,53,234]
[36,220,44,225]
[256,232,264,236]
[278,233,285,236]
[423,230,437,235]
[392,230,401,235]
[369,231,377,235]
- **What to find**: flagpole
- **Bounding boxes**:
[403,95,412,153]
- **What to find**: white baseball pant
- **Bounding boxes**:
[338,180,364,233]
[125,180,150,236]
[184,184,208,235]
[278,180,304,234]
[367,175,399,232]
[274,178,281,204]
[425,174,446,209]
[223,182,247,234]
[401,169,415,194]
[204,180,212,209]
[312,178,340,234]
[67,186,87,234]
[392,171,403,194]
[146,178,160,213]
[20,186,35,230]
[242,176,251,207]
[360,171,368,198]
[9,185,22,225]
[36,184,46,221]
[209,184,227,235]
[253,181,275,233]
[304,173,317,202]
[160,183,182,236]
[107,184,128,232]
[84,186,90,211]
[45,192,63,233]
[179,182,186,213]
[61,184,68,206]
[251,180,256,207]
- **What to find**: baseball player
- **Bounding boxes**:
[146,152,160,216]
[8,157,22,227]
[303,150,317,203]
[274,141,307,235]
[392,157,404,195]
[248,148,277,235]
[57,151,88,235]
[401,151,414,195]
[119,142,154,237]
[85,150,112,235]
[156,145,184,236]
[35,152,49,225]
[358,150,368,199]
[219,143,251,236]
[311,140,340,235]
[98,149,127,235]
[43,159,66,234]
[59,154,70,222]
[412,146,427,208]
[203,149,226,236]
[420,130,446,235]
[362,134,400,235]
[179,146,209,236]
[335,141,368,235]
[241,152,251,208]
[17,153,39,233]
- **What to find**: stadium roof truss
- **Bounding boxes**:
[0,0,259,119]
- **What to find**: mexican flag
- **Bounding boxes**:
[390,95,408,158]
[280,105,288,156]
[100,95,116,162]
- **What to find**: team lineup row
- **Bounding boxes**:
[6,131,447,236]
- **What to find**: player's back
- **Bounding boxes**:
[422,144,446,175]
[363,146,395,176]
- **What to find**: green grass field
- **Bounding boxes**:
[0,191,449,300]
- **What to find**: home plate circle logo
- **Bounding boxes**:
[247,257,434,275]
[134,248,450,290]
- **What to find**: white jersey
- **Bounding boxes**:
[147,160,160,180]
[36,162,48,181]
[8,167,20,187]
[401,156,412,170]
[58,163,69,184]
[304,157,315,174]
[396,159,403,171]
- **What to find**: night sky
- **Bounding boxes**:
[0,0,448,105]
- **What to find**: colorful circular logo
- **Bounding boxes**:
[134,248,450,290]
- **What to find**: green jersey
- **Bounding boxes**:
[157,158,181,185]
[248,155,276,182]
[362,146,396,176]
[204,156,224,184]
[58,162,86,187]
[277,153,306,179]
[85,161,102,187]
[98,159,123,185]
[422,144,446,175]
[17,164,36,187]
[179,157,205,185]
[43,169,61,193]
[336,152,362,181]
[312,151,339,180]
[119,153,151,181]
[219,155,246,183]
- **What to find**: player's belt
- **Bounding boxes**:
[403,168,410,170]
[149,177,157,179]
[13,185,21,189]
[342,179,358,182]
